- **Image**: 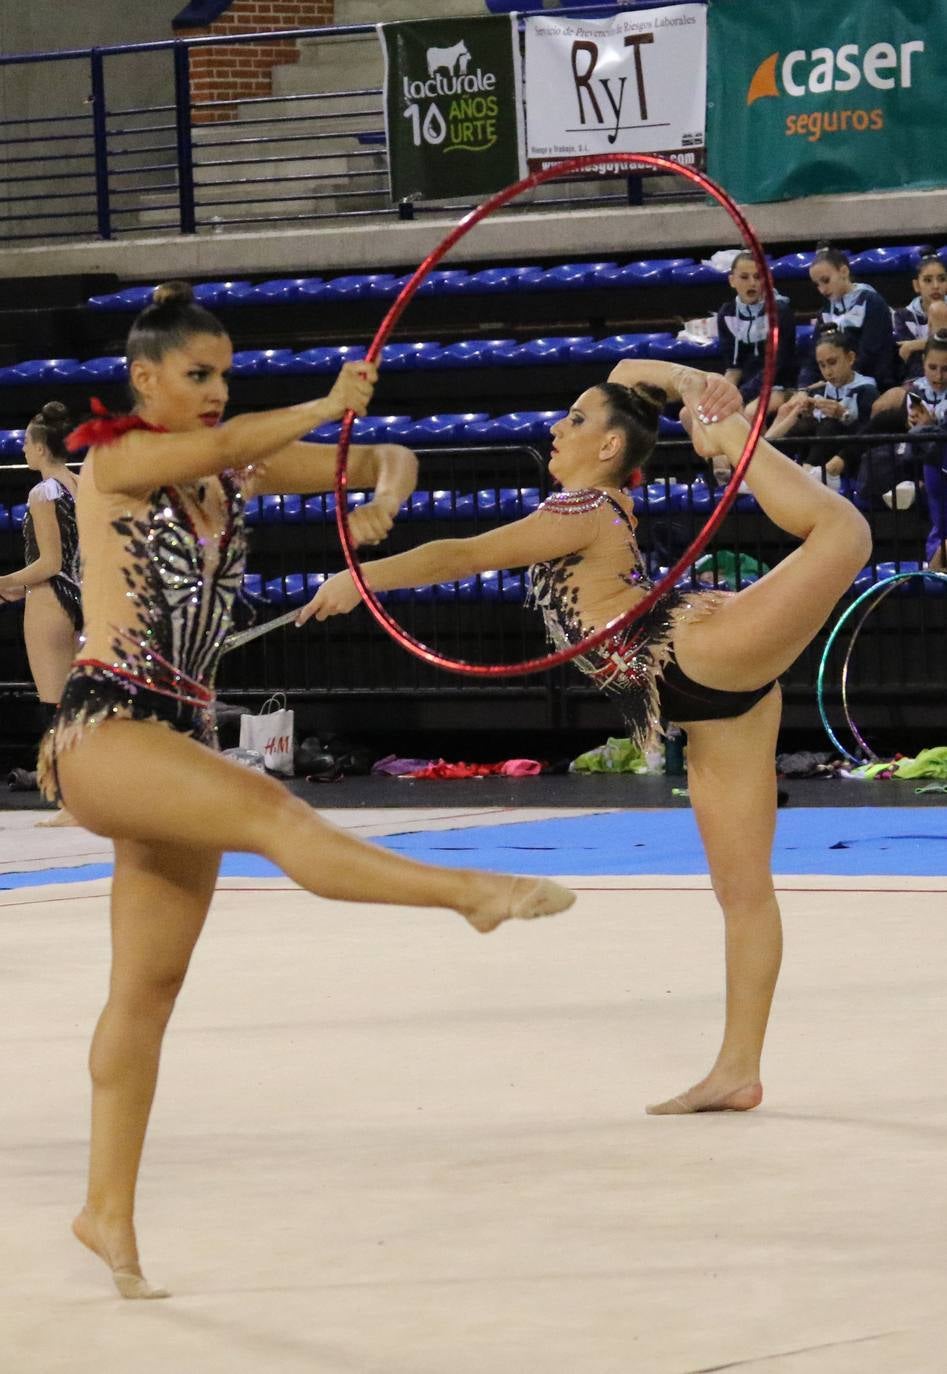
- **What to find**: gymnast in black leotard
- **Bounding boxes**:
[303,357,871,1119]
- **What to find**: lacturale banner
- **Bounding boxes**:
[523,5,707,174]
[379,16,524,202]
[707,0,943,202]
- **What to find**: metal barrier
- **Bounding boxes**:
[2,430,943,739]
[0,14,697,246]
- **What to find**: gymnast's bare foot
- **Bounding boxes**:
[36,807,79,828]
[459,873,575,934]
[646,1074,763,1115]
[72,1206,169,1299]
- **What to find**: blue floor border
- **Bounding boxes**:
[2,809,946,890]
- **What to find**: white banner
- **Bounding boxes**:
[523,4,707,173]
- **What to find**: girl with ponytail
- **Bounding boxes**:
[304,358,871,1121]
[0,400,81,823]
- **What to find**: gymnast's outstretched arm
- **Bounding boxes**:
[297,504,601,622]
[92,362,376,497]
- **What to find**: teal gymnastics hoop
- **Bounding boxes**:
[816,569,947,763]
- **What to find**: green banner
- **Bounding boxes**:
[707,0,947,203]
[379,16,524,202]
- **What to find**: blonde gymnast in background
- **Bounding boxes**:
[301,360,871,1120]
[41,283,574,1300]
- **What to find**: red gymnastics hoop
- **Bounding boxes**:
[334,152,778,678]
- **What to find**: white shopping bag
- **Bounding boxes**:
[239,694,295,777]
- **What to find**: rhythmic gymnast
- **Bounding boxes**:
[42,282,573,1300]
[301,360,872,1117]
[0,402,82,824]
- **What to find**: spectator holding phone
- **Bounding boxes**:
[799,244,895,391]
[765,330,877,484]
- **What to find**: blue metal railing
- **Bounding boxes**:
[0,8,703,246]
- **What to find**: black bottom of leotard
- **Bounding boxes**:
[658,655,776,725]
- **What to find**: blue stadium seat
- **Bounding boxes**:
[11,503,26,525]
[771,251,816,280]
[194,280,254,307]
[13,358,89,383]
[460,265,545,293]
[0,504,10,532]
[605,259,695,286]
[669,264,727,286]
[388,413,488,444]
[312,492,370,523]
[658,415,686,436]
[413,269,472,295]
[647,334,718,360]
[84,356,127,381]
[632,482,671,514]
[499,487,541,517]
[264,573,325,606]
[398,491,433,521]
[432,489,475,518]
[258,494,303,524]
[294,344,368,374]
[849,246,917,274]
[0,430,24,457]
[321,273,399,300]
[567,333,647,364]
[464,411,565,442]
[478,339,523,365]
[538,261,617,290]
[87,285,154,312]
[248,277,324,303]
[379,342,444,371]
[229,349,296,377]
[242,572,264,596]
[427,340,494,369]
[508,336,590,365]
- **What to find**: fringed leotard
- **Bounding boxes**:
[527,488,773,749]
[37,407,250,803]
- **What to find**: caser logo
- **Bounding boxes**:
[743,39,925,142]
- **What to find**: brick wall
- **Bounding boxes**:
[178,1,335,123]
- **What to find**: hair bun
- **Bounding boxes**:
[630,382,667,421]
[39,400,70,425]
[152,280,195,309]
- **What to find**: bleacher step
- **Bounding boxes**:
[277,35,382,93]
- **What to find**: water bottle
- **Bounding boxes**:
[664,725,685,776]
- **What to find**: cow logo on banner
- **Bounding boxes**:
[707,0,945,203]
[523,5,707,174]
[379,16,525,202]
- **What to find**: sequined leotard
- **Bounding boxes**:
[23,475,82,632]
[37,409,250,803]
[527,488,772,748]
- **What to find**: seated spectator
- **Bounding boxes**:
[893,250,947,379]
[800,243,895,391]
[903,361,947,567]
[871,291,947,425]
[716,250,796,420]
[765,329,877,485]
